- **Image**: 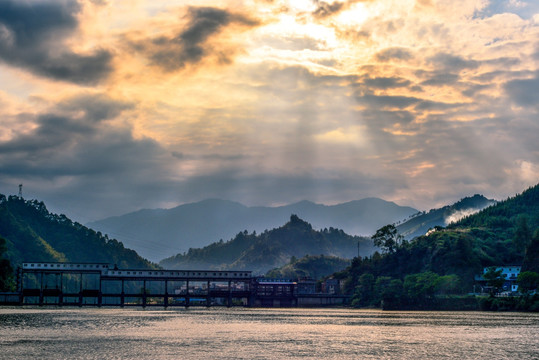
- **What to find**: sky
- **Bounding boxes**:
[0,0,538,223]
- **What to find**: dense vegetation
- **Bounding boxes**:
[160,215,374,274]
[0,236,14,291]
[0,194,156,282]
[337,184,539,311]
[265,254,350,280]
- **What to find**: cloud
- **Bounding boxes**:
[374,47,414,62]
[312,1,346,19]
[130,6,260,71]
[0,0,112,84]
[444,208,482,225]
[420,73,460,87]
[427,53,480,72]
[0,0,537,225]
[0,93,132,154]
[171,167,405,208]
[0,93,177,220]
[362,77,412,89]
[504,72,539,109]
[356,94,422,109]
[474,0,539,20]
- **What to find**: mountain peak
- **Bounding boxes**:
[287,214,313,230]
[88,197,418,262]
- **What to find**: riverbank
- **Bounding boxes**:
[380,294,539,312]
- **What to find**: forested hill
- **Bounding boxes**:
[265,254,351,280]
[0,194,155,269]
[450,184,539,233]
[160,215,375,274]
[336,183,539,309]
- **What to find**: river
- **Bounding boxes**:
[0,307,538,359]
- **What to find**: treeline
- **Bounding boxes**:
[449,184,539,252]
[338,229,539,310]
[265,254,350,280]
[339,229,483,306]
[0,194,156,291]
[335,183,539,311]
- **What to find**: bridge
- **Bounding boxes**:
[2,262,350,307]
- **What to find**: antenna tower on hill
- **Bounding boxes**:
[18,184,23,198]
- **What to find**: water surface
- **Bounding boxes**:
[0,308,537,359]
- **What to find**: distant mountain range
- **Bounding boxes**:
[159,215,375,275]
[88,198,418,262]
[396,194,497,239]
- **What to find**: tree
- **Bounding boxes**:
[372,224,404,253]
[404,271,441,302]
[352,273,375,307]
[0,237,15,291]
[513,215,532,252]
[516,271,539,295]
[437,274,461,295]
[522,229,539,273]
[483,267,506,296]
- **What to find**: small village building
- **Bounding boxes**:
[475,266,521,294]
[297,278,316,294]
[321,278,345,295]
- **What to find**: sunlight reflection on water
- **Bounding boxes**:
[0,308,538,359]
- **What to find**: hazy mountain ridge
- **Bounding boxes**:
[0,194,155,269]
[88,198,418,262]
[159,215,375,275]
[396,194,497,240]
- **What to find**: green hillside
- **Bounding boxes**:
[337,183,539,310]
[0,194,156,272]
[265,254,351,280]
[160,214,374,274]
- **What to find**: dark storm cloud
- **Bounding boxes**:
[171,151,243,161]
[427,53,479,72]
[420,73,460,86]
[362,76,412,89]
[312,0,374,20]
[504,73,539,109]
[374,47,414,62]
[312,0,345,19]
[357,94,422,109]
[414,100,462,111]
[0,94,133,157]
[0,0,112,84]
[133,7,259,71]
[361,109,415,128]
[533,44,539,60]
[58,94,133,123]
[0,93,176,220]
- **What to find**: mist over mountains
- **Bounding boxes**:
[396,194,497,240]
[160,214,375,275]
[88,198,418,262]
